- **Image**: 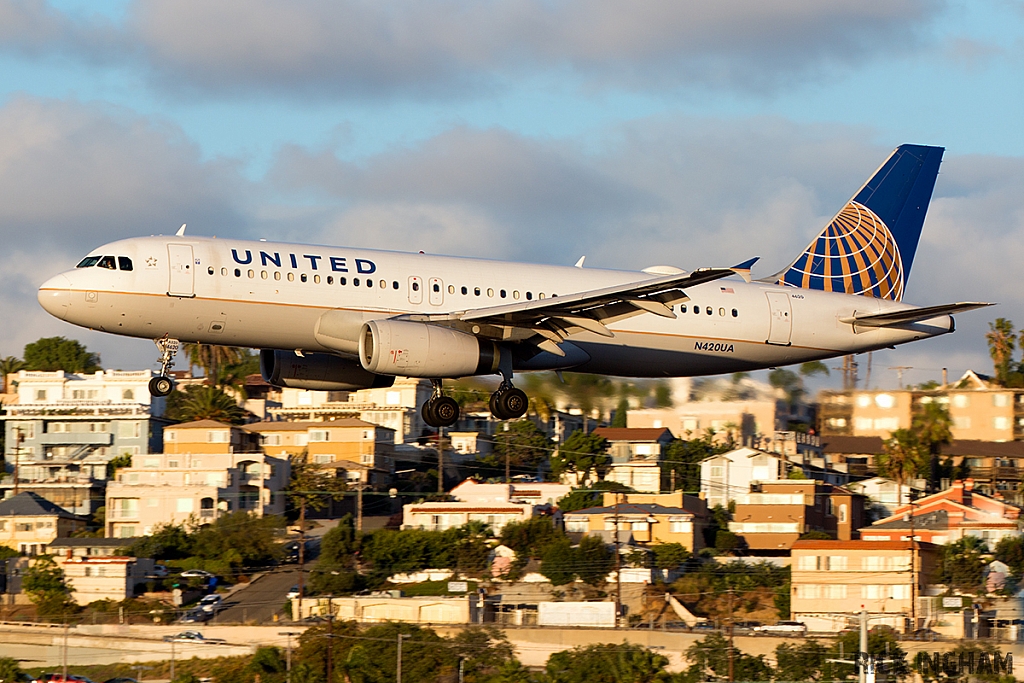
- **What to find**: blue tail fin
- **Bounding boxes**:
[773,144,944,301]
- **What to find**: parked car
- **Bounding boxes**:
[286,585,300,600]
[148,565,169,578]
[692,621,717,631]
[754,621,807,634]
[181,569,214,579]
[733,620,763,631]
[198,594,223,613]
[163,631,225,644]
[39,676,94,683]
[178,609,211,624]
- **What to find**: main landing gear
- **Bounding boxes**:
[149,336,179,397]
[422,379,461,428]
[489,381,529,421]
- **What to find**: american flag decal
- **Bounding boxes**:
[720,287,734,293]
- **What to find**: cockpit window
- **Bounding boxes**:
[97,256,116,270]
[118,257,133,271]
[76,256,101,268]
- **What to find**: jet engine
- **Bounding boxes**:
[260,349,395,391]
[359,319,499,378]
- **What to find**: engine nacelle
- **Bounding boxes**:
[359,319,499,378]
[260,349,395,391]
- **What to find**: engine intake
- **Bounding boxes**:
[260,349,394,391]
[359,319,498,378]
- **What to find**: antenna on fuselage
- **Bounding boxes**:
[176,224,186,236]
[574,256,585,268]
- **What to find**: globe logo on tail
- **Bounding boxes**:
[779,201,904,301]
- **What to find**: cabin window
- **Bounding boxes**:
[705,306,712,315]
[208,267,214,275]
[411,281,418,291]
[680,304,687,313]
[487,288,494,297]
[513,290,520,299]
[461,286,468,295]
[354,278,360,286]
[693,305,699,315]
[719,307,725,316]
[76,256,101,268]
[526,292,533,300]
[234,269,241,277]
[221,267,227,276]
[98,255,116,270]
[340,277,347,285]
[393,281,399,290]
[500,290,507,298]
[275,272,281,281]
[248,269,254,278]
[732,309,738,317]
[380,280,386,288]
[539,293,545,299]
[261,271,268,280]
[432,283,439,292]
[313,274,321,283]
[367,279,373,288]
[300,274,307,282]
[327,276,333,284]
[474,287,481,296]
[118,257,133,271]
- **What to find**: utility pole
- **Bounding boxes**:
[458,658,465,683]
[859,608,868,683]
[613,492,622,626]
[279,631,300,683]
[727,590,735,682]
[504,430,511,484]
[170,639,175,681]
[62,618,69,681]
[889,366,913,389]
[437,427,445,494]
[326,614,334,683]
[296,498,306,610]
[909,494,917,632]
[397,633,409,683]
[12,428,22,495]
[356,482,366,533]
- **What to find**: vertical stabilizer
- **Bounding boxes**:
[772,144,944,301]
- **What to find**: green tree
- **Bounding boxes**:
[611,397,629,428]
[0,656,24,683]
[663,433,731,492]
[651,543,691,570]
[575,535,614,586]
[546,643,671,683]
[682,632,772,683]
[165,384,247,424]
[190,511,284,573]
[540,537,576,586]
[483,420,553,474]
[183,343,244,385]
[769,367,803,406]
[939,536,989,592]
[309,514,366,595]
[827,627,908,680]
[550,430,610,482]
[23,555,77,620]
[23,337,100,373]
[986,318,1016,385]
[121,523,192,560]
[500,517,564,559]
[106,452,133,479]
[995,535,1024,577]
[877,429,927,508]
[912,402,953,487]
[775,640,828,681]
[449,627,520,682]
[556,481,632,513]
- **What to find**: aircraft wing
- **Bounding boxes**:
[839,302,994,328]
[401,259,757,356]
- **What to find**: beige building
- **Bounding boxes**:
[55,555,155,605]
[819,371,1024,443]
[246,419,395,474]
[105,451,289,538]
[162,419,262,455]
[629,399,786,444]
[402,480,567,533]
[267,377,432,444]
[790,539,938,633]
[0,492,85,555]
[562,491,708,551]
[591,427,674,493]
[296,594,481,623]
[729,481,865,551]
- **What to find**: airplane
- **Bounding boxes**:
[38,144,991,428]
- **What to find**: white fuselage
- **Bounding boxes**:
[38,235,953,377]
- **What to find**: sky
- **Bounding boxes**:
[1,0,1022,392]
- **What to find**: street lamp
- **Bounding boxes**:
[278,631,302,683]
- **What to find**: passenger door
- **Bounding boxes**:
[167,244,195,297]
[765,291,792,345]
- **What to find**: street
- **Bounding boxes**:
[212,567,304,624]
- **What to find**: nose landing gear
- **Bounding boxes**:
[421,379,461,428]
[149,336,179,397]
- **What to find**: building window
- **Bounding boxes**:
[824,585,847,599]
[797,555,818,571]
[264,434,282,446]
[796,584,819,599]
[839,504,848,523]
[709,466,724,478]
[875,394,896,409]
[565,519,588,533]
[994,416,1010,430]
[994,394,1010,407]
[309,430,330,442]
[953,394,970,408]
[669,520,692,533]
[313,454,333,464]
[35,390,47,402]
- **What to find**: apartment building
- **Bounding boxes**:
[162,419,262,455]
[700,447,790,508]
[791,539,938,632]
[247,418,395,477]
[105,451,289,538]
[562,491,709,552]
[267,377,432,444]
[592,427,673,493]
[402,479,567,533]
[818,371,1024,442]
[0,492,86,555]
[0,370,170,515]
[55,555,155,604]
[727,480,865,551]
[861,479,1021,545]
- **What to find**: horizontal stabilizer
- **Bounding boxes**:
[840,302,993,328]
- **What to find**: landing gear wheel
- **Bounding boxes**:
[490,387,528,420]
[149,376,174,397]
[432,396,460,427]
[421,400,441,428]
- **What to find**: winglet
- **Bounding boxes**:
[575,256,586,268]
[730,257,759,283]
[176,224,187,236]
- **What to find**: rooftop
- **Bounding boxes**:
[0,491,81,518]
[592,427,673,442]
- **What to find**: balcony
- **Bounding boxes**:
[108,509,139,520]
[38,433,113,446]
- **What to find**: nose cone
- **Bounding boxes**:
[38,273,72,321]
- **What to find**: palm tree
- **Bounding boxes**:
[986,318,1016,385]
[177,385,247,424]
[0,356,26,393]
[912,402,953,487]
[877,428,927,508]
[183,343,245,385]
